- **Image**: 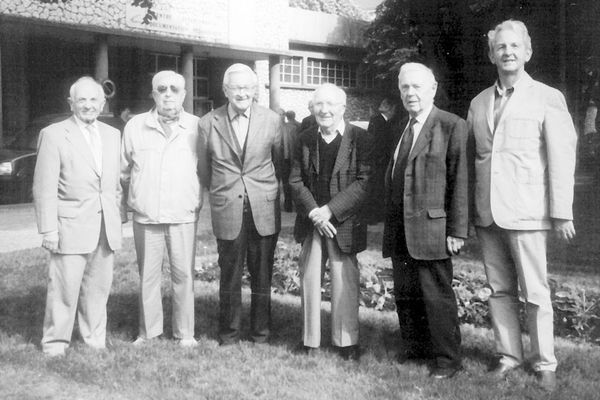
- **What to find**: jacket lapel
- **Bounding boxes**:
[64,117,98,175]
[308,127,319,173]
[331,124,354,177]
[212,105,243,167]
[495,72,534,130]
[408,107,435,162]
[485,87,495,135]
[244,103,264,158]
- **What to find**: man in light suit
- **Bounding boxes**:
[198,63,282,345]
[468,20,577,392]
[383,63,468,378]
[121,71,201,347]
[33,76,122,356]
[290,84,371,360]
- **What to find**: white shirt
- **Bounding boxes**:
[74,116,102,175]
[392,104,433,170]
[318,119,345,144]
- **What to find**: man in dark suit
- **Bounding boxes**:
[363,97,397,223]
[290,83,371,360]
[383,63,468,378]
[197,63,283,345]
[298,101,317,133]
[281,110,301,211]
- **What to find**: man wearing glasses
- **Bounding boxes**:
[198,63,283,345]
[121,70,202,347]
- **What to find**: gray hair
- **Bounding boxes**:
[487,19,532,54]
[312,83,347,105]
[152,70,185,89]
[222,63,258,87]
[398,62,437,84]
[69,76,104,100]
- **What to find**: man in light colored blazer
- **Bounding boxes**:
[468,20,577,392]
[290,84,371,360]
[198,63,282,345]
[383,63,468,379]
[33,76,122,356]
[121,71,201,347]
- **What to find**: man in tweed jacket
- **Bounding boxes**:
[290,83,371,360]
[383,63,468,378]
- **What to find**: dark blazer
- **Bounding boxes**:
[382,106,468,260]
[197,103,283,240]
[290,123,371,254]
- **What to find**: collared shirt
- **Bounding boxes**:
[493,79,519,130]
[318,119,345,144]
[227,103,251,149]
[392,104,433,166]
[121,109,201,224]
[73,116,102,175]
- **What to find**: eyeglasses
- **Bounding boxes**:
[226,85,256,94]
[154,85,183,94]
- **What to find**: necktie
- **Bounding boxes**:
[391,118,416,205]
[493,87,514,131]
[232,113,248,150]
[86,124,102,175]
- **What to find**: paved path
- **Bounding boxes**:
[0,202,297,253]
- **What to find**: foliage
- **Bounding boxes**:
[289,0,370,20]
[131,0,157,24]
[553,281,600,344]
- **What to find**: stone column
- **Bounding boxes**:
[94,35,109,113]
[268,55,281,112]
[181,46,194,114]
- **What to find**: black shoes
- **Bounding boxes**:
[429,364,463,379]
[335,345,361,361]
[293,342,319,356]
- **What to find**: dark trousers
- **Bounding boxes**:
[392,255,462,368]
[217,205,278,344]
[281,160,293,212]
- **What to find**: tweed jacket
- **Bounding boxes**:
[198,103,283,240]
[467,73,577,230]
[290,123,371,254]
[33,116,123,254]
[382,106,468,260]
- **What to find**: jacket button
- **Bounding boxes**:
[238,195,243,199]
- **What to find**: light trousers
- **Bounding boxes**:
[299,229,360,348]
[477,224,556,371]
[41,221,114,354]
[133,221,197,340]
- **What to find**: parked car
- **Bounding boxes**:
[0,113,124,204]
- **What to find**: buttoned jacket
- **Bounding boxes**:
[33,116,123,254]
[467,73,577,230]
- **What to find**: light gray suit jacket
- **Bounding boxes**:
[197,103,283,240]
[33,116,123,253]
[468,73,577,230]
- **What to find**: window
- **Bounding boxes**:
[359,69,376,90]
[146,53,180,74]
[193,58,212,116]
[280,56,302,85]
[306,58,357,88]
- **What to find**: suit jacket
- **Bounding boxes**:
[290,123,371,254]
[198,103,283,240]
[382,106,468,260]
[33,116,122,254]
[467,73,577,230]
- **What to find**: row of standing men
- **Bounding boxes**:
[32,19,575,392]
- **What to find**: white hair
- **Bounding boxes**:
[487,19,532,54]
[398,62,437,84]
[69,76,104,99]
[222,63,258,87]
[312,83,347,105]
[152,70,185,89]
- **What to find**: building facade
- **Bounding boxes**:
[0,0,377,142]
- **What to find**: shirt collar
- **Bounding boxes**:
[318,119,346,137]
[227,103,251,121]
[411,104,433,125]
[494,76,524,96]
[73,115,98,132]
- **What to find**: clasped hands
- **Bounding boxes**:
[308,206,337,238]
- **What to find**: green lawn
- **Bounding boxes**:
[1,219,600,400]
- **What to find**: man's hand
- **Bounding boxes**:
[42,231,59,253]
[446,236,464,256]
[553,219,576,243]
[308,207,337,238]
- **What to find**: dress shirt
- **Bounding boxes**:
[392,104,433,170]
[227,103,251,149]
[121,109,201,224]
[493,80,517,131]
[318,119,345,144]
[74,117,102,175]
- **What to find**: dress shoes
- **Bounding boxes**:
[489,362,519,380]
[397,351,427,365]
[429,365,463,379]
[293,341,319,356]
[537,370,557,392]
[335,345,361,361]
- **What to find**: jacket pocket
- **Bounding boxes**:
[427,209,447,218]
[57,205,79,219]
[210,195,227,206]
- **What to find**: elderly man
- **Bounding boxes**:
[383,63,468,378]
[468,20,577,391]
[121,70,201,347]
[198,63,282,345]
[289,83,370,360]
[33,76,122,356]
